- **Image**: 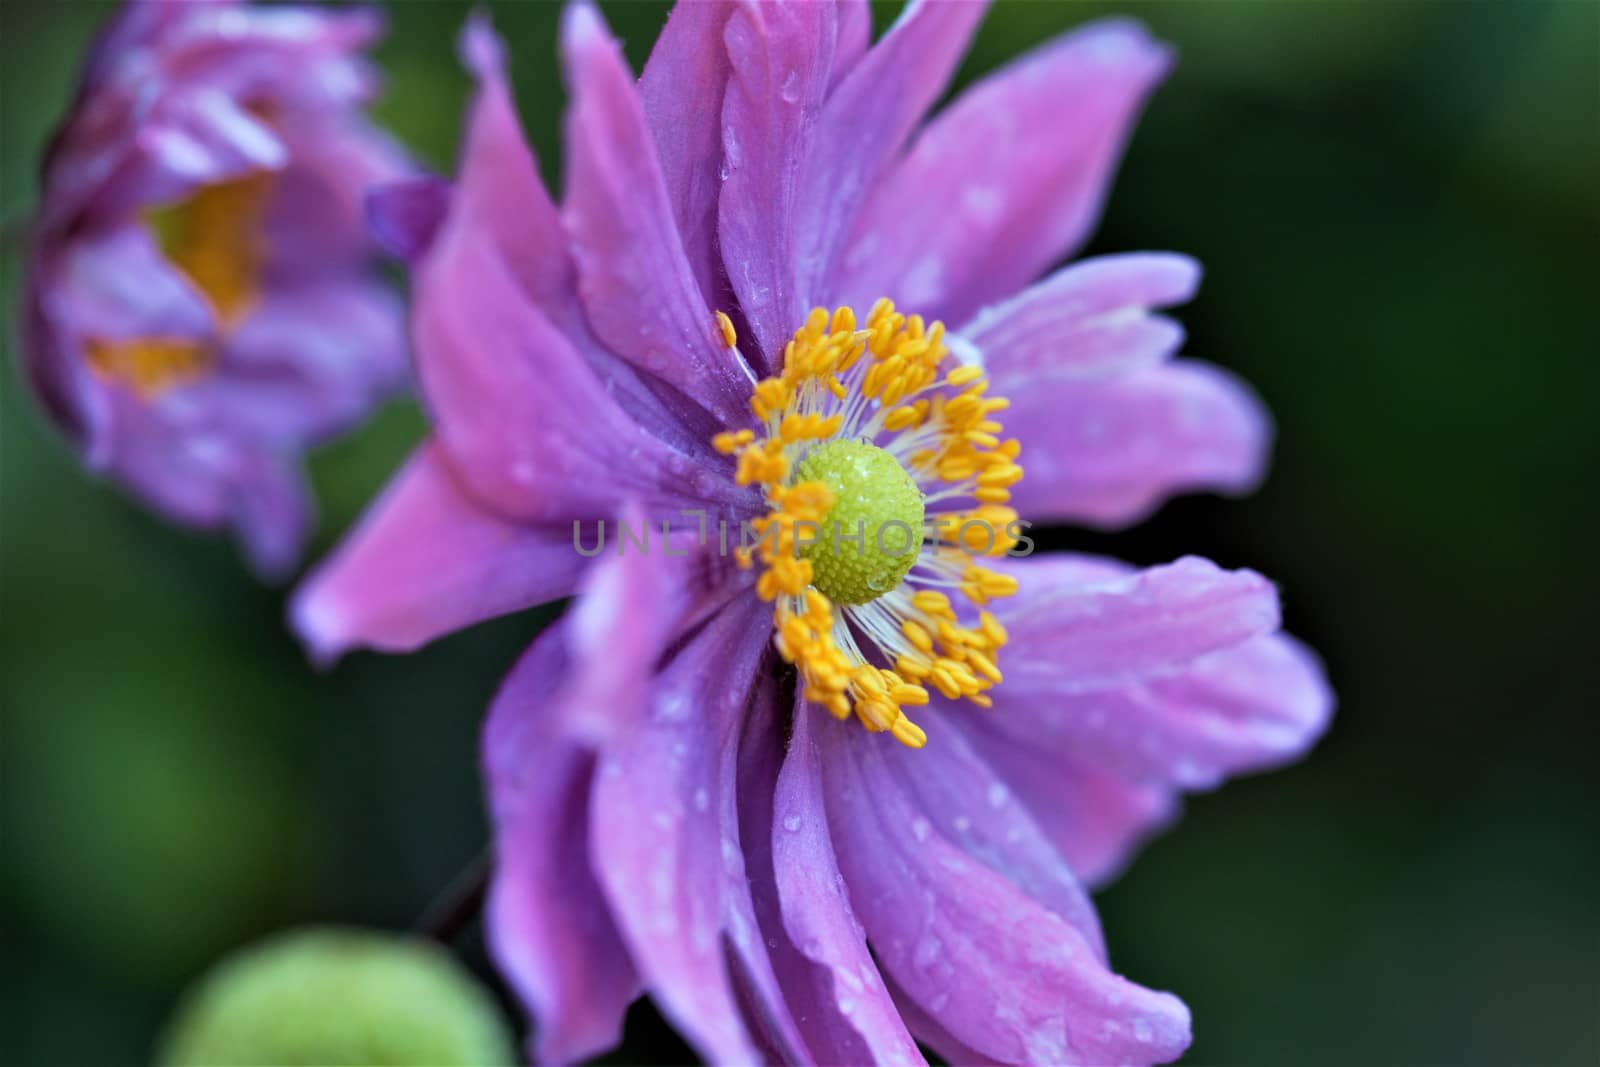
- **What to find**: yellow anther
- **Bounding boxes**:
[850,666,888,697]
[966,649,1003,684]
[735,441,789,486]
[901,620,934,654]
[928,666,961,700]
[890,716,928,748]
[936,619,968,650]
[890,681,929,707]
[751,378,791,421]
[715,310,738,348]
[943,394,982,423]
[978,610,1009,649]
[911,589,955,619]
[946,364,984,386]
[773,480,835,520]
[963,565,1019,604]
[895,655,931,681]
[978,464,1023,487]
[712,428,755,454]
[883,404,923,432]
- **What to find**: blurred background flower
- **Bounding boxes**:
[19,0,413,575]
[1,1,1595,1064]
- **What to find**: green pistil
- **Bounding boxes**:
[796,440,925,606]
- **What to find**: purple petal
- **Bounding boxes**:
[48,225,213,347]
[820,721,1193,1065]
[799,0,989,312]
[993,553,1281,691]
[561,1,752,421]
[18,248,104,457]
[589,598,806,1064]
[41,0,389,230]
[290,443,586,662]
[869,706,1108,960]
[365,176,452,264]
[718,0,843,365]
[771,710,923,1064]
[103,395,312,580]
[950,551,1329,884]
[835,18,1171,327]
[1004,359,1272,527]
[413,183,745,522]
[264,112,413,272]
[832,1,873,87]
[720,0,983,366]
[447,14,700,451]
[639,0,737,306]
[884,970,1001,1066]
[483,530,687,1063]
[960,253,1200,379]
[225,446,313,579]
[25,226,211,466]
[150,5,385,111]
[956,725,1179,889]
[487,656,639,1064]
[735,693,897,1064]
[453,13,571,311]
[986,630,1335,791]
[84,92,289,226]
[202,278,407,444]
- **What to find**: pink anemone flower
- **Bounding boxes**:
[295,3,1332,1063]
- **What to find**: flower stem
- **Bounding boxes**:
[413,849,491,945]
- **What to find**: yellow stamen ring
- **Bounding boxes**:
[714,302,1022,749]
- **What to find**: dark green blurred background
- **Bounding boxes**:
[3,1,1596,1064]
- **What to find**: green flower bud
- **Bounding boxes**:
[160,927,515,1066]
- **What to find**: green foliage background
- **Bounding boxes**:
[2,1,1596,1063]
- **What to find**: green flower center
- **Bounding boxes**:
[796,440,925,606]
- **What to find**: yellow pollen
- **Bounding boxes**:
[87,171,273,397]
[85,337,209,398]
[714,300,1025,750]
